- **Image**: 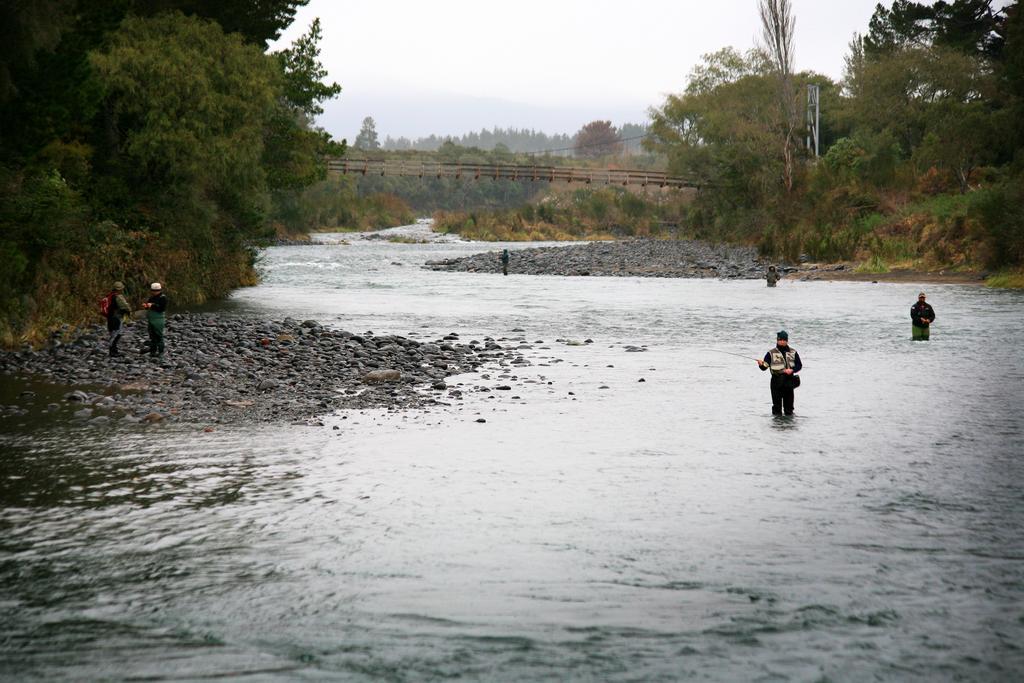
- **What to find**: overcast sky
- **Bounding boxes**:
[270,0,885,142]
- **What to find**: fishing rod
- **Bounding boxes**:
[704,348,809,368]
[705,349,762,362]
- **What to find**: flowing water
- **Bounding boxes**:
[3,225,1024,680]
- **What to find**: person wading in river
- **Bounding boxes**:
[500,248,510,276]
[141,282,168,357]
[105,281,132,357]
[766,265,781,287]
[757,330,802,416]
[911,292,935,340]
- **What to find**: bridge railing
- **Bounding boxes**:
[327,158,698,188]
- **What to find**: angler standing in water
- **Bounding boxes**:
[766,265,781,287]
[757,330,802,416]
[500,248,510,276]
[910,292,935,340]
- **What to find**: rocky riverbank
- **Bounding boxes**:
[423,240,779,278]
[0,315,523,427]
[270,237,350,246]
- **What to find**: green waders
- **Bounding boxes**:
[912,324,930,341]
[147,312,166,355]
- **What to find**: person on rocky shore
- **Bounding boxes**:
[911,292,935,340]
[105,281,132,357]
[766,265,781,287]
[141,282,168,357]
[500,248,510,276]
[757,330,802,416]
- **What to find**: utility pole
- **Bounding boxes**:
[806,84,820,157]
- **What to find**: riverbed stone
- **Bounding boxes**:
[363,369,401,384]
[424,239,782,280]
[0,314,523,426]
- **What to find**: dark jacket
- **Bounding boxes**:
[146,293,168,320]
[911,301,935,327]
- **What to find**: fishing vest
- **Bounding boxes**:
[768,347,796,375]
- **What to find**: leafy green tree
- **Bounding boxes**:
[90,12,280,232]
[264,17,343,194]
[914,99,1001,192]
[274,16,340,118]
[354,116,381,150]
[650,49,808,198]
[131,0,310,46]
[822,132,901,186]
[864,0,1005,58]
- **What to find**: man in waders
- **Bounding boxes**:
[766,265,781,287]
[757,330,802,415]
[500,248,510,276]
[141,282,168,357]
[106,282,132,357]
[911,292,935,340]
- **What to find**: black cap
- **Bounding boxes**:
[776,330,788,340]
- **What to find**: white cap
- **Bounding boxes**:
[150,282,162,291]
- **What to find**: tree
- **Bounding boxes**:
[264,17,343,193]
[617,122,649,154]
[353,116,380,150]
[275,17,340,118]
[647,46,838,226]
[90,12,280,231]
[131,0,311,47]
[574,120,622,158]
[648,49,782,208]
[0,0,72,102]
[863,0,1005,59]
[914,100,999,192]
[759,0,800,192]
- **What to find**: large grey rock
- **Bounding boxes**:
[362,369,401,384]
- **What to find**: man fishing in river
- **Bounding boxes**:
[911,292,935,340]
[757,330,802,416]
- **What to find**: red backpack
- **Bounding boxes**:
[99,292,114,317]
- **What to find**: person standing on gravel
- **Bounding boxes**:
[910,292,935,340]
[105,281,132,357]
[500,248,510,276]
[766,265,781,287]
[757,330,802,415]
[141,282,168,357]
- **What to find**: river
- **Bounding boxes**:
[2,224,1023,680]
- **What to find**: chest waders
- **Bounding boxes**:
[768,348,797,415]
[147,311,166,356]
[911,304,933,340]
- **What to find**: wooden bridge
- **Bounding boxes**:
[328,158,699,189]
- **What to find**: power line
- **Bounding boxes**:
[524,132,651,156]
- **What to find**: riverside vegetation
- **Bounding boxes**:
[4,1,1024,355]
[421,2,1024,286]
[0,1,415,344]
